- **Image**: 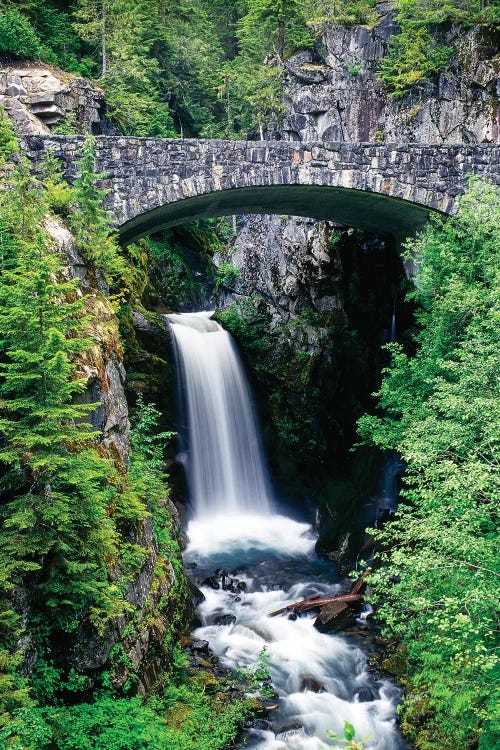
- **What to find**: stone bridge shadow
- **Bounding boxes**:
[117,184,431,247]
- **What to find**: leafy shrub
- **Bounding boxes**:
[0,9,41,59]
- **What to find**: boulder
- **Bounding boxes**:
[314,601,354,633]
[213,614,237,626]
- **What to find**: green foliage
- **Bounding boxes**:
[215,262,240,299]
[73,0,224,137]
[236,646,274,699]
[4,0,498,134]
[40,152,73,216]
[309,0,378,27]
[0,109,19,163]
[0,131,152,747]
[238,0,312,60]
[378,0,498,98]
[216,296,272,354]
[0,78,256,750]
[70,136,126,285]
[37,667,252,750]
[18,0,89,73]
[141,220,232,312]
[0,156,154,640]
[358,179,500,749]
[224,0,313,135]
[379,21,453,97]
[52,111,79,136]
[394,0,500,25]
[8,640,252,750]
[328,719,371,748]
[125,395,187,636]
[0,7,41,59]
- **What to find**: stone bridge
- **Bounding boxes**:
[23,135,500,245]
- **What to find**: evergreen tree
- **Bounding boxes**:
[69,136,126,285]
[0,125,148,748]
[0,160,133,635]
[0,6,42,60]
[239,0,311,60]
[358,179,500,749]
[73,0,176,135]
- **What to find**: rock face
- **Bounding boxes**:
[280,8,500,145]
[219,214,343,325]
[224,11,500,427]
[45,218,130,467]
[67,503,186,696]
[0,64,117,136]
[217,11,499,567]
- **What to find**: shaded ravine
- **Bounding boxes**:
[167,312,404,750]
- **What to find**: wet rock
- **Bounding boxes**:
[355,686,377,702]
[213,614,237,627]
[273,720,302,734]
[188,579,205,608]
[314,601,355,633]
[253,719,270,730]
[301,678,325,693]
[202,576,220,590]
[190,639,210,653]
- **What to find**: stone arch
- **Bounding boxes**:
[118,184,433,246]
[22,136,500,245]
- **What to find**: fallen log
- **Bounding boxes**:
[268,569,371,618]
[294,593,363,612]
[349,568,371,596]
[268,593,363,617]
[268,593,322,618]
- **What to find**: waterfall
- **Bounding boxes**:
[167,310,404,750]
[390,292,397,343]
[166,311,274,518]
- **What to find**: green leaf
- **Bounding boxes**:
[344,720,356,741]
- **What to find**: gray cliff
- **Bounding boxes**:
[227,11,499,325]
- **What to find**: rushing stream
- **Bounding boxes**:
[167,312,404,750]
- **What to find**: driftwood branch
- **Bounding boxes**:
[349,568,371,595]
[268,593,321,618]
[268,569,371,618]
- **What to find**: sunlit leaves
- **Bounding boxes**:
[358,179,500,749]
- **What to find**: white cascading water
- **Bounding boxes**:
[167,311,404,750]
[167,311,273,518]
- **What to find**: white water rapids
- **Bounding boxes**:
[167,312,404,750]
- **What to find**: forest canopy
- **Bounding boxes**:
[0,0,498,133]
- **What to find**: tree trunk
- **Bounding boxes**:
[278,19,285,60]
[101,0,108,78]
